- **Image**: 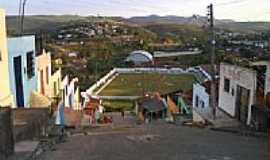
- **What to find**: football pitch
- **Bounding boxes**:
[98,73,197,96]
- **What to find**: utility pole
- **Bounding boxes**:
[18,0,22,33]
[207,4,217,119]
[18,0,27,35]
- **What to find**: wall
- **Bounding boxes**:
[192,83,210,112]
[154,50,202,58]
[49,68,62,99]
[265,64,270,95]
[13,108,49,142]
[218,63,257,125]
[0,9,13,107]
[36,50,51,97]
[61,75,78,109]
[0,108,14,159]
[61,75,69,107]
[67,78,79,109]
[67,78,75,108]
[192,109,206,123]
[74,87,81,110]
[8,36,38,108]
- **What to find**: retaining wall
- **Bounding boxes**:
[0,108,14,159]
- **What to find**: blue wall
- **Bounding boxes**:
[8,35,38,108]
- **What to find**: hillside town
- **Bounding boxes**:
[0,2,270,160]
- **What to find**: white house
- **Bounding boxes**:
[61,75,79,109]
[36,50,52,97]
[218,63,257,125]
[193,82,210,112]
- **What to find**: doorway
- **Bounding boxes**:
[40,70,45,95]
[13,56,24,107]
[235,85,250,123]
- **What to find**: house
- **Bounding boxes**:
[0,9,14,106]
[74,87,81,110]
[251,61,270,96]
[61,75,80,109]
[7,35,38,108]
[191,64,221,124]
[219,63,257,125]
[137,94,167,123]
[193,82,211,112]
[49,68,62,101]
[36,50,51,97]
[61,75,69,107]
[249,61,270,131]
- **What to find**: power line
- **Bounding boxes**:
[215,0,250,7]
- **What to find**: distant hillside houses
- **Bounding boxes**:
[229,40,270,48]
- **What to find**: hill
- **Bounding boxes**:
[144,23,206,42]
[6,15,119,34]
[127,15,234,26]
[6,14,270,35]
[127,15,270,33]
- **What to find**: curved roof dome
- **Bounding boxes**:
[126,50,153,65]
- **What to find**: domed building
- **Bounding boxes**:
[125,50,154,66]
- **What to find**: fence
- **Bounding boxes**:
[0,107,14,159]
[114,67,186,74]
[86,69,117,94]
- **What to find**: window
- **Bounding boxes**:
[224,78,230,93]
[65,85,68,95]
[53,82,57,96]
[58,78,60,92]
[46,66,49,84]
[195,95,199,107]
[201,101,205,109]
[26,51,35,78]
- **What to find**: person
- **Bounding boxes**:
[266,92,270,109]
[121,110,125,119]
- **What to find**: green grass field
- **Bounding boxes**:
[98,73,197,96]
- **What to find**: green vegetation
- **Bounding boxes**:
[7,15,270,34]
[145,24,207,49]
[6,15,114,34]
[217,22,270,33]
[98,73,197,96]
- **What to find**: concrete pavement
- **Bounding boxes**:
[37,122,269,160]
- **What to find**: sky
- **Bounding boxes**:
[1,0,270,21]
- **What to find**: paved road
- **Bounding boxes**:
[38,123,269,160]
